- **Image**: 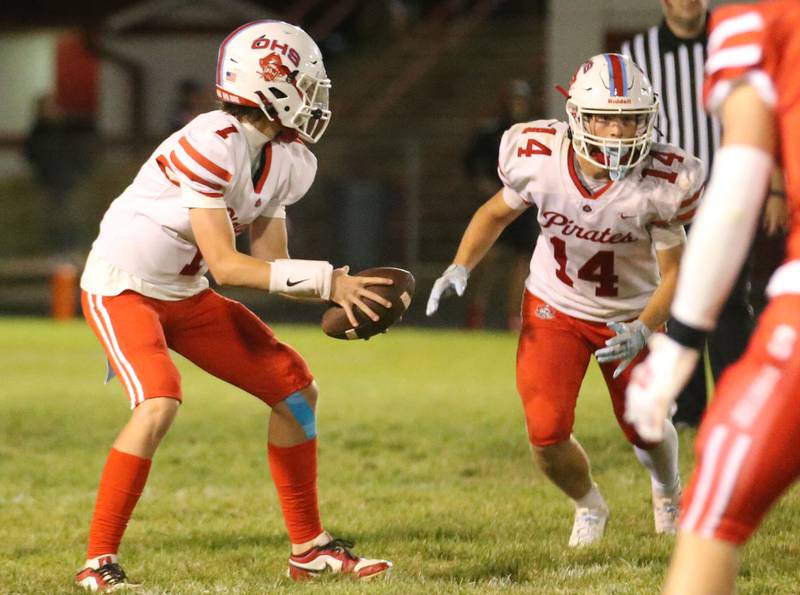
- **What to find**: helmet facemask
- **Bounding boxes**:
[291,71,331,143]
[254,71,331,144]
[567,102,658,181]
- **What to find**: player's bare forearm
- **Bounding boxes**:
[637,242,683,331]
[190,208,271,289]
[250,216,289,261]
[453,189,525,270]
[248,216,327,302]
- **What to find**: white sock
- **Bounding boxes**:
[573,482,606,509]
[634,420,680,496]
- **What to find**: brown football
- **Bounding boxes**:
[321,267,415,340]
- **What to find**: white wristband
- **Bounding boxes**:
[268,259,333,300]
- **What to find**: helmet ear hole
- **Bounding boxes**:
[269,87,288,99]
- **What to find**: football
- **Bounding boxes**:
[321,267,415,340]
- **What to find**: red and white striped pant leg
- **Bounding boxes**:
[163,290,312,406]
[81,291,182,409]
[516,292,593,447]
[680,295,800,544]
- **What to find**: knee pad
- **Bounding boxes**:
[285,392,316,439]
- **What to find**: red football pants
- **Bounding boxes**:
[82,289,313,408]
[680,294,800,544]
[516,291,651,448]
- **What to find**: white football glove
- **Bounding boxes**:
[594,320,651,379]
[625,333,700,442]
[426,264,469,316]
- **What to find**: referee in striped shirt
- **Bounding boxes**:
[620,0,756,428]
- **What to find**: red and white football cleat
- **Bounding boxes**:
[288,538,392,581]
[75,554,139,592]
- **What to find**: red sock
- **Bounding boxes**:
[86,448,152,558]
[268,439,323,544]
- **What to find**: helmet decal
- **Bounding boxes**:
[602,53,628,97]
[251,35,301,67]
[216,19,276,87]
[258,53,292,82]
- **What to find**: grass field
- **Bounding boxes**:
[1,318,800,594]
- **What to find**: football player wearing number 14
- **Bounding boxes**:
[427,53,704,547]
[74,21,392,592]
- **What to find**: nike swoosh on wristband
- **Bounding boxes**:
[287,278,309,287]
[620,213,635,219]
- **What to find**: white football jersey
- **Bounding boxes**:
[498,120,704,322]
[81,110,316,298]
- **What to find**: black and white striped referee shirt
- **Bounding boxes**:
[620,19,720,174]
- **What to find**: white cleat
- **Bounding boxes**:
[653,487,681,534]
[568,503,610,547]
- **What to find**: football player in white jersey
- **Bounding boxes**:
[428,53,704,547]
[74,21,392,592]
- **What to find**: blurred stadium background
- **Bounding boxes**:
[1,0,780,327]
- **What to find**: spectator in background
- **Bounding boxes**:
[25,93,97,257]
[168,80,214,131]
[462,79,539,330]
[619,0,788,428]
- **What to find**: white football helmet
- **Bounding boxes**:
[216,20,331,143]
[566,53,658,180]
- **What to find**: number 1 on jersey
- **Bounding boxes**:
[550,238,619,297]
[180,249,204,276]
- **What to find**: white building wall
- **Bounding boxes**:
[0,31,59,135]
[98,34,221,138]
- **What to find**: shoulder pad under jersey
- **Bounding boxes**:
[498,120,566,200]
[270,140,318,207]
[164,113,238,198]
[643,144,706,227]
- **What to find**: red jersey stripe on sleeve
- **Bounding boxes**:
[676,207,698,222]
[178,137,233,182]
[155,155,180,187]
[680,187,703,209]
[194,189,225,198]
[169,151,225,192]
[707,10,763,53]
[705,42,762,76]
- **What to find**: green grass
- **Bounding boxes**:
[1,319,799,594]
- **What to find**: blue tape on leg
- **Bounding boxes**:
[285,392,316,439]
